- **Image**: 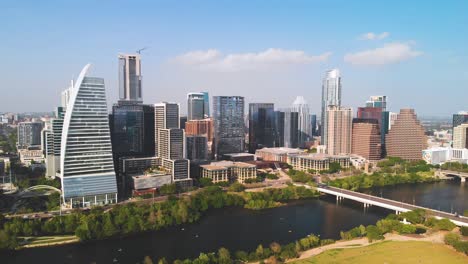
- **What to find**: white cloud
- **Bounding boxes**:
[360,32,390,40]
[172,48,331,71]
[344,42,423,65]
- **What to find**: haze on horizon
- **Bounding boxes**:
[1,0,467,117]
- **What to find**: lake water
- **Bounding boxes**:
[3,180,467,263]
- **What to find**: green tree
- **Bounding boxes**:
[158,257,168,264]
[255,244,264,259]
[218,247,232,264]
[143,256,154,264]
[269,242,281,254]
[228,182,245,192]
[366,225,384,242]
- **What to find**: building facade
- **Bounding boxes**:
[287,153,350,173]
[326,106,352,155]
[118,54,142,102]
[186,135,208,161]
[291,96,312,147]
[17,121,43,149]
[213,96,245,158]
[255,147,304,163]
[200,161,256,183]
[60,64,118,208]
[248,103,275,153]
[187,92,206,120]
[453,123,468,149]
[351,119,382,161]
[452,111,468,130]
[321,69,342,146]
[385,109,427,161]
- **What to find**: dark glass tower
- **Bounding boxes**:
[248,103,275,153]
[213,96,245,158]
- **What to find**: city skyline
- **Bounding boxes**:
[1,1,467,116]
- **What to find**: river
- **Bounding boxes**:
[2,181,467,263]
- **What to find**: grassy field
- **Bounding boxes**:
[292,241,467,264]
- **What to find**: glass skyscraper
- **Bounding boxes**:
[213,96,245,158]
[248,103,275,153]
[291,96,312,147]
[187,92,206,120]
[60,64,117,208]
[321,69,342,146]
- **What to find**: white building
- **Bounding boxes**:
[422,147,468,165]
[60,64,118,208]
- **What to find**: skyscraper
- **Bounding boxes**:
[202,92,210,117]
[321,69,342,146]
[118,54,142,102]
[186,135,208,160]
[291,96,312,147]
[43,107,65,178]
[154,102,191,186]
[248,103,275,153]
[366,95,387,110]
[352,119,382,160]
[283,111,299,148]
[213,96,245,158]
[60,64,117,208]
[453,111,468,130]
[273,111,285,147]
[154,102,180,156]
[17,121,43,149]
[385,109,427,161]
[326,106,352,155]
[453,123,468,149]
[187,93,206,120]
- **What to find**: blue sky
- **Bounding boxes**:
[1,0,467,116]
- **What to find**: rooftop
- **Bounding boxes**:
[256,147,304,155]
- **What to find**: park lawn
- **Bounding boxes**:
[293,241,467,264]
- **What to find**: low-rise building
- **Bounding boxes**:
[422,147,468,165]
[200,161,257,183]
[255,147,304,163]
[287,153,350,172]
[222,153,255,162]
[18,147,44,166]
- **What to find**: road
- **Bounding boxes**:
[318,185,468,226]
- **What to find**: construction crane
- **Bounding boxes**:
[136,47,149,54]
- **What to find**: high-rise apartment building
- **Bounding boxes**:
[60,64,117,208]
[118,54,142,102]
[154,102,180,156]
[321,69,342,146]
[453,111,468,130]
[326,106,352,155]
[17,121,43,149]
[154,102,191,186]
[453,123,468,149]
[43,107,65,178]
[351,119,382,160]
[248,103,275,153]
[385,109,427,161]
[213,96,245,158]
[291,96,312,147]
[187,93,206,120]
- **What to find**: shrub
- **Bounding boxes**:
[366,225,384,242]
[461,226,468,236]
[398,224,417,234]
[444,233,460,246]
[228,183,245,192]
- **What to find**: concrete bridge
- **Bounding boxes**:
[436,170,468,182]
[317,185,468,227]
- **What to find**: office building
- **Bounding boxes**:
[385,109,427,161]
[321,69,342,146]
[213,96,245,158]
[18,147,44,166]
[366,95,387,110]
[453,111,468,130]
[310,114,317,137]
[43,107,65,178]
[60,64,117,208]
[255,147,304,163]
[283,111,299,148]
[351,119,382,161]
[291,96,312,147]
[273,111,285,147]
[200,161,256,183]
[187,93,206,120]
[118,156,161,194]
[118,54,142,102]
[17,121,43,149]
[326,106,352,155]
[287,153,350,172]
[186,135,208,161]
[154,102,180,156]
[248,103,275,153]
[453,123,468,149]
[202,92,210,117]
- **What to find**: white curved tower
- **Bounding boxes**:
[60,64,117,208]
[321,69,342,146]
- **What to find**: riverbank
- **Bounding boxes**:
[292,240,467,264]
[18,235,79,248]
